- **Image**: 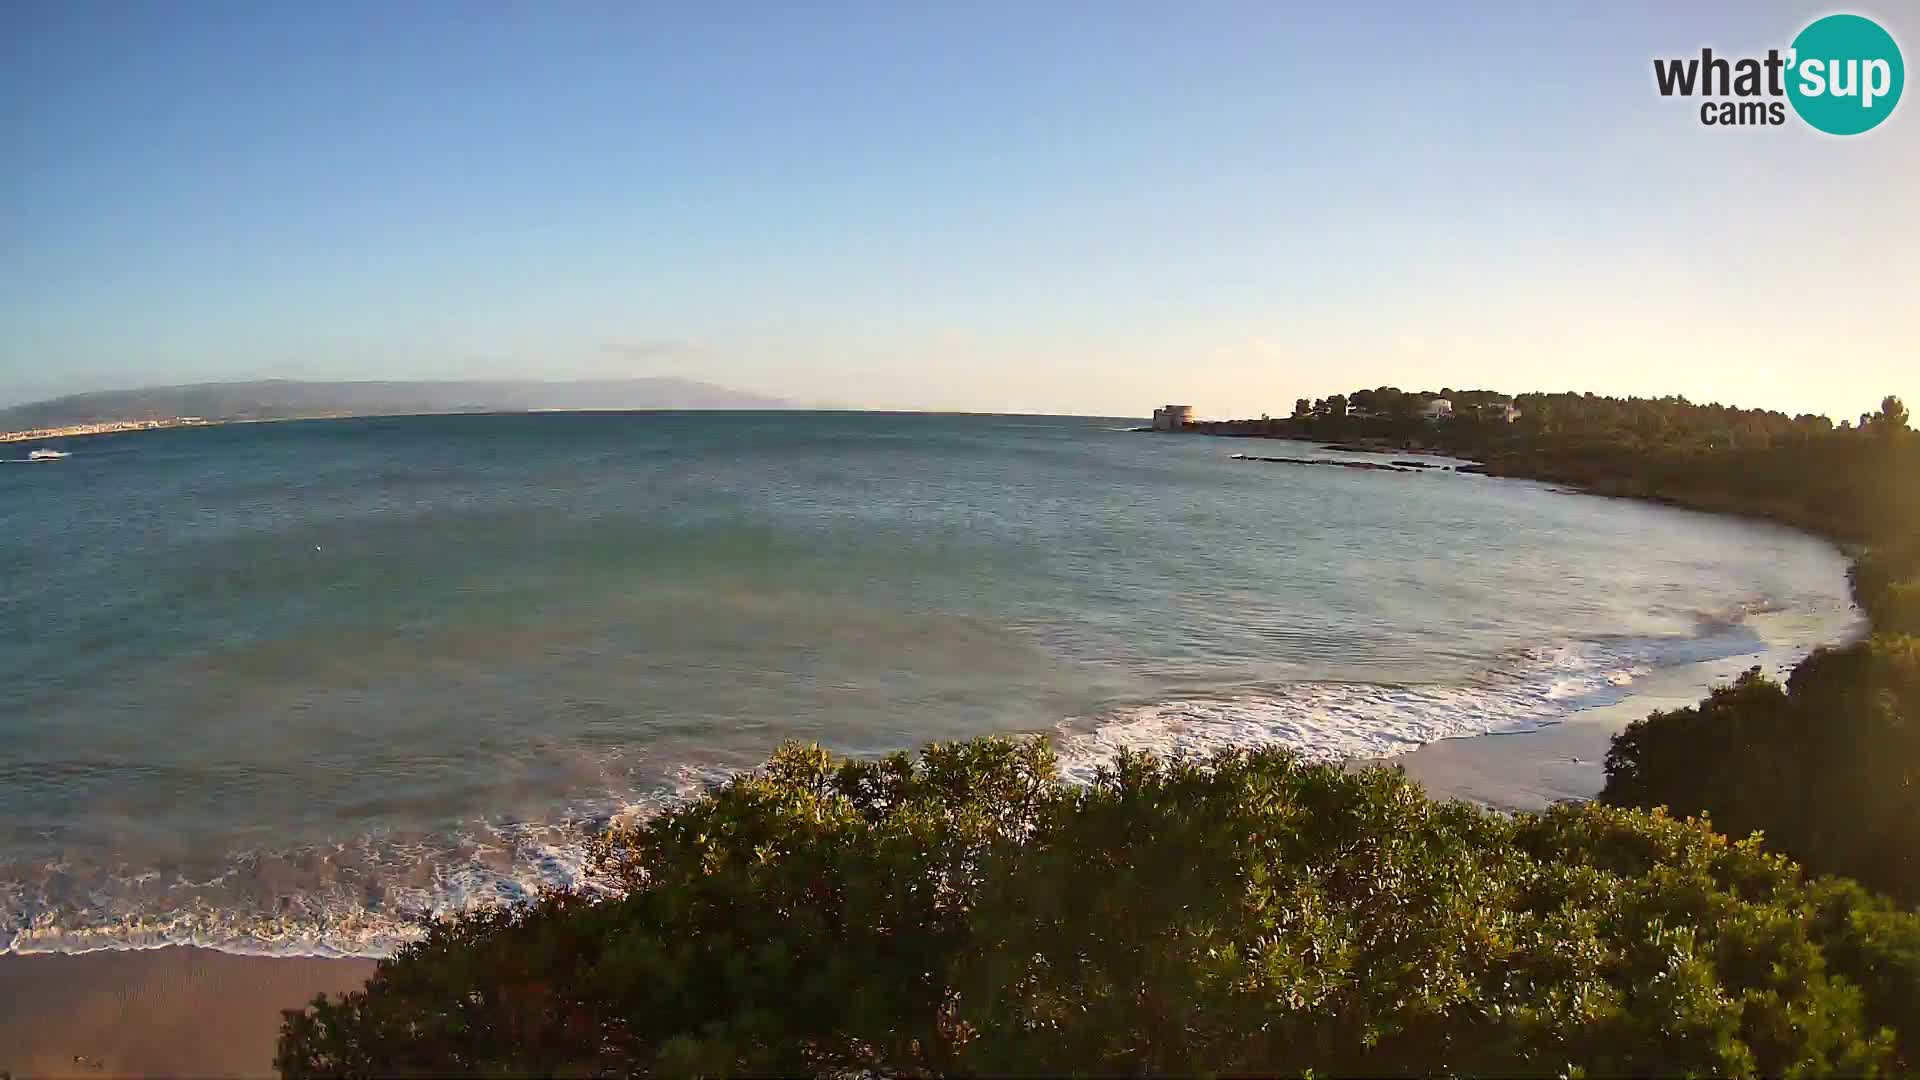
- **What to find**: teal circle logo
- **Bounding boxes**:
[1787,14,1904,135]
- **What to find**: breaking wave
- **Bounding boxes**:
[1054,623,1768,784]
[2,608,1829,960]
[0,769,715,958]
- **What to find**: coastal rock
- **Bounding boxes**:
[1230,453,1416,474]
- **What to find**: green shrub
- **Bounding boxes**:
[281,738,1920,1077]
[1850,542,1920,635]
[1602,638,1920,905]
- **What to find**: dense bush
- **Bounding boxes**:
[1593,424,1920,905]
[281,738,1920,1077]
[1603,636,1920,906]
[1853,540,1920,637]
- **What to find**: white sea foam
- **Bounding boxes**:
[1052,617,1829,786]
[4,813,641,957]
[0,763,727,958]
[0,615,1842,959]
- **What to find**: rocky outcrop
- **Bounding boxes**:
[1229,453,1449,475]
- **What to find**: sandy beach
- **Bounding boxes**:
[0,641,1823,1078]
[0,948,374,1079]
[1391,643,1807,813]
[1393,685,1683,811]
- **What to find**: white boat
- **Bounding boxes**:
[28,448,70,460]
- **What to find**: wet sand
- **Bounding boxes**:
[1391,645,1802,812]
[0,947,375,1079]
[0,644,1820,1078]
[1391,688,1672,811]
[0,705,1698,1080]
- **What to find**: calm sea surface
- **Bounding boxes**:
[0,412,1857,954]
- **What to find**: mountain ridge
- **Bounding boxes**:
[0,378,795,430]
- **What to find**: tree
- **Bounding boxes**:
[281,739,1920,1077]
[1603,633,1920,905]
[1875,395,1910,435]
[1325,392,1348,419]
[1293,397,1312,418]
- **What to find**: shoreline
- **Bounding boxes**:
[0,418,218,444]
[1183,426,1877,553]
[1389,641,1812,812]
[0,947,375,1078]
[0,620,1850,1078]
[1,415,1864,1075]
[1389,575,1859,810]
[2,408,1136,447]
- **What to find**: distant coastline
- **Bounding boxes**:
[0,377,796,437]
[0,416,217,443]
[1161,388,1908,551]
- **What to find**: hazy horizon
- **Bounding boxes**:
[5,1,1913,421]
[0,374,1903,426]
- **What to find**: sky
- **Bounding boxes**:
[3,1,1914,420]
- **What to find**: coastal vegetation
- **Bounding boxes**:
[1602,638,1920,904]
[279,739,1920,1077]
[1599,497,1920,905]
[279,389,1920,1076]
[1204,388,1920,905]
[1203,390,1915,545]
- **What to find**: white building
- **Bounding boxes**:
[1420,398,1453,420]
[1151,404,1195,430]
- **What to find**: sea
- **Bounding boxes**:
[0,411,1860,956]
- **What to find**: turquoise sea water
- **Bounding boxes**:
[0,412,1858,955]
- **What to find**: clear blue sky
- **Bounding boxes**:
[3,1,1913,419]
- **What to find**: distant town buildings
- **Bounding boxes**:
[1420,398,1453,420]
[1151,404,1195,431]
[0,417,214,443]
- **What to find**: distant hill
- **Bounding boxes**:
[0,378,795,430]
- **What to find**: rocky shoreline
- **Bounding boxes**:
[1227,451,1463,475]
